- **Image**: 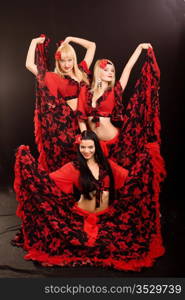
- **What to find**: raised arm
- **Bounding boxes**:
[25,36,45,76]
[119,43,152,92]
[63,36,96,68]
[78,121,87,133]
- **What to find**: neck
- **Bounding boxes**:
[87,157,96,165]
[101,80,108,90]
[64,70,74,77]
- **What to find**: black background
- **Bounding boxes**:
[0,0,184,270]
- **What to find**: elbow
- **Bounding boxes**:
[89,41,96,50]
[25,63,29,70]
[92,42,96,49]
[25,63,32,71]
[25,63,38,76]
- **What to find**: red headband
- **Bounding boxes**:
[99,59,108,69]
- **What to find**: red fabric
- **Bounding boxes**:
[99,130,119,157]
[99,141,109,157]
[73,204,111,247]
[78,60,91,75]
[49,160,128,193]
[44,60,90,100]
[12,48,166,272]
[77,81,123,124]
[44,72,79,100]
[12,142,165,271]
[23,241,164,270]
[49,162,80,193]
[84,214,99,247]
[108,160,128,189]
[34,40,87,172]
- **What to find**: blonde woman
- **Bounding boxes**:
[77,43,165,165]
[77,43,151,140]
[25,35,96,171]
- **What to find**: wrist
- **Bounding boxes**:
[66,36,73,43]
[31,39,38,45]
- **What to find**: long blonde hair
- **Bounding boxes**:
[54,43,89,84]
[91,59,115,97]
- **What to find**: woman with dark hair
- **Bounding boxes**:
[12,129,165,271]
[26,35,95,172]
[49,130,126,212]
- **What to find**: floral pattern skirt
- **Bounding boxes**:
[12,143,165,271]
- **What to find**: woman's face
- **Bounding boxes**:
[79,139,96,160]
[59,56,74,73]
[100,63,115,82]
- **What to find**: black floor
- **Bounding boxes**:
[0,187,185,278]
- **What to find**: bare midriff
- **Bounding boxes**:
[77,191,109,213]
[88,116,118,141]
[66,98,78,111]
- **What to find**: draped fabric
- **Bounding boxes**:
[103,48,163,169]
[12,48,166,271]
[12,144,165,271]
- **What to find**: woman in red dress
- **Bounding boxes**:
[77,44,165,168]
[76,45,167,271]
[12,130,165,271]
[26,35,96,172]
[77,43,151,138]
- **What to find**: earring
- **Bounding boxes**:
[97,79,102,88]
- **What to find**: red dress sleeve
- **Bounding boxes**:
[49,162,79,193]
[78,60,91,75]
[44,72,60,97]
[108,159,128,189]
[77,85,88,121]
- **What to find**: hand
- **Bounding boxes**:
[140,43,152,49]
[62,36,72,46]
[32,36,45,44]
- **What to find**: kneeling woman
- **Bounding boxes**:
[49,130,128,213]
[12,130,165,271]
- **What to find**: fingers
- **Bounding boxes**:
[141,43,153,49]
[40,37,45,43]
[62,40,67,46]
[35,37,45,44]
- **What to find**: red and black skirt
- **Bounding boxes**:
[12,143,165,271]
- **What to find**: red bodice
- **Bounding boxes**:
[77,81,123,126]
[44,60,90,100]
[49,160,128,194]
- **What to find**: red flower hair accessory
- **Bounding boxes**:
[74,134,82,144]
[55,51,62,61]
[99,59,108,69]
